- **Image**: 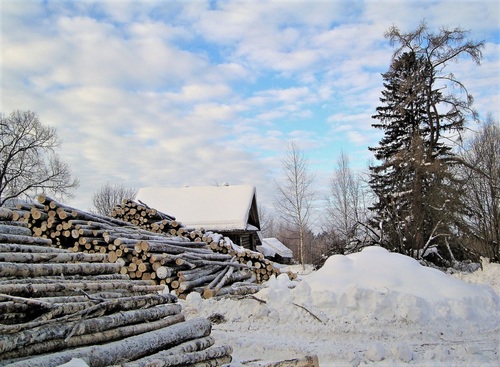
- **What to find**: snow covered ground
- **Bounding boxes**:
[182,246,499,366]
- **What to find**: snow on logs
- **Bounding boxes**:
[9,196,284,299]
[0,207,233,366]
[111,199,286,287]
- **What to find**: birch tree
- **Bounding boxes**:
[326,151,367,253]
[274,141,315,268]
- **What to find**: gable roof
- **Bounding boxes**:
[136,184,260,232]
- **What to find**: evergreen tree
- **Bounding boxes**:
[369,23,484,259]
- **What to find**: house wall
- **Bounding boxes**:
[220,231,259,252]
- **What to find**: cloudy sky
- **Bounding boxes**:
[1,0,499,216]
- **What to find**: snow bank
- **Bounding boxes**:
[183,246,499,366]
[289,246,498,323]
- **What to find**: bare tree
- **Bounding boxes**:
[325,151,367,254]
[274,141,315,268]
[0,110,79,206]
[458,116,499,261]
[91,183,137,216]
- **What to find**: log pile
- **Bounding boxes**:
[10,196,287,299]
[111,199,289,286]
[0,206,233,366]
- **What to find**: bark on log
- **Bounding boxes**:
[0,225,32,236]
[0,281,165,297]
[0,208,14,220]
[0,303,182,355]
[1,314,186,361]
[177,266,223,282]
[156,336,215,356]
[187,355,232,367]
[0,234,52,246]
[121,345,233,367]
[0,294,177,334]
[0,244,69,253]
[258,355,320,367]
[2,317,212,367]
[0,252,108,263]
[205,283,262,299]
[0,262,121,277]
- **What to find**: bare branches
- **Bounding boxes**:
[0,111,79,206]
[91,183,138,216]
[274,141,315,267]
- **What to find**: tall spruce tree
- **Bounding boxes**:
[369,23,484,259]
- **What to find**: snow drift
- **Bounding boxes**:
[183,246,499,366]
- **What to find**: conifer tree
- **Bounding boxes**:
[369,23,484,258]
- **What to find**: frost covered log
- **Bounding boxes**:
[0,262,121,277]
[0,212,233,366]
[3,318,213,367]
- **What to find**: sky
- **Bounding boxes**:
[1,0,499,217]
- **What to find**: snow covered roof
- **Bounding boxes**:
[258,237,293,259]
[136,184,260,232]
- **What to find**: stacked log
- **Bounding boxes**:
[0,207,233,366]
[111,200,285,285]
[10,197,287,299]
[111,199,183,235]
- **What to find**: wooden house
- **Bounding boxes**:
[136,184,262,251]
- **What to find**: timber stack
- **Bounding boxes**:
[112,199,287,286]
[9,196,285,299]
[0,206,233,366]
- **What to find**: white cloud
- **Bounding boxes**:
[1,0,498,213]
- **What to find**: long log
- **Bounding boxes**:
[0,294,177,334]
[205,283,262,299]
[122,345,233,367]
[2,317,212,367]
[0,234,52,246]
[0,244,69,253]
[0,281,165,297]
[157,336,215,355]
[0,262,121,277]
[188,355,232,367]
[177,266,223,282]
[259,356,320,367]
[0,274,131,285]
[0,252,108,263]
[0,303,182,354]
[1,314,186,361]
[0,207,14,220]
[0,224,32,236]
